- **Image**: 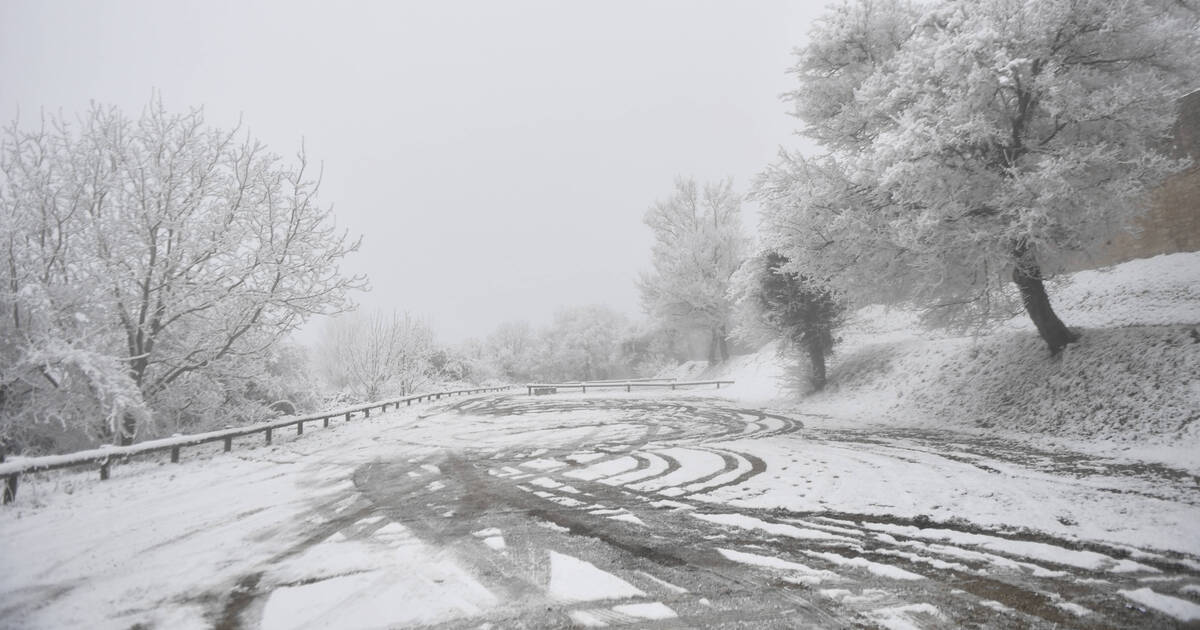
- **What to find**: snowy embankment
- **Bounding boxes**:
[667,252,1200,453]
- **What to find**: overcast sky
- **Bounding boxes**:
[0,0,823,346]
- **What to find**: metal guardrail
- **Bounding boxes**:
[557,378,677,385]
[0,385,513,504]
[525,380,735,395]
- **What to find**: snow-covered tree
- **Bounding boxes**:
[316,310,435,401]
[534,305,630,382]
[758,0,1200,353]
[734,252,845,391]
[639,177,749,364]
[1,98,363,448]
[485,321,538,382]
[617,322,687,378]
[455,337,502,385]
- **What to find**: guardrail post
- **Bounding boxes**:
[716,382,721,389]
[224,437,233,452]
[345,412,351,422]
[671,383,676,390]
[297,421,304,436]
[626,384,631,392]
[265,428,273,445]
[3,474,17,504]
[323,416,329,428]
[582,385,587,393]
[171,446,181,463]
[99,460,110,481]
[365,407,371,418]
[407,398,412,406]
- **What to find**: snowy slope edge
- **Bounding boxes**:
[664,252,1200,448]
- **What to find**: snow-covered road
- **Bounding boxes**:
[2,392,1199,628]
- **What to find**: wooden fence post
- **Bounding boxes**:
[171,446,181,463]
[365,408,371,418]
[265,428,272,445]
[345,412,352,422]
[297,421,304,436]
[99,460,110,481]
[323,416,330,428]
[626,384,631,392]
[224,437,233,452]
[407,399,412,406]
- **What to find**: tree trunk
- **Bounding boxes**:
[707,329,719,366]
[718,325,730,363]
[119,412,137,446]
[1012,256,1079,355]
[805,337,827,392]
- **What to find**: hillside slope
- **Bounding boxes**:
[666,252,1200,450]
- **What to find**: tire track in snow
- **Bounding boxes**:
[342,394,1200,628]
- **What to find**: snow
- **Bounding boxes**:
[546,551,645,603]
[259,563,496,630]
[693,512,859,543]
[564,456,638,481]
[636,571,688,593]
[638,253,1200,558]
[681,452,751,494]
[860,523,1159,573]
[0,404,505,629]
[1054,601,1094,617]
[864,602,946,630]
[684,431,1200,556]
[529,476,563,489]
[628,447,724,491]
[1120,587,1200,622]
[670,252,1200,453]
[601,452,669,485]
[608,513,647,526]
[521,458,566,471]
[567,610,609,627]
[716,548,841,585]
[797,550,925,581]
[4,249,1199,628]
[612,602,677,620]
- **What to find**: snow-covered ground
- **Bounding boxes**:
[2,389,1198,628]
[669,252,1200,467]
[1,252,1197,629]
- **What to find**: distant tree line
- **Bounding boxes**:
[3,0,1195,453]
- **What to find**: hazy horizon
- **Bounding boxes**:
[0,0,823,346]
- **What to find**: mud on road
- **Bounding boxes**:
[332,395,1200,629]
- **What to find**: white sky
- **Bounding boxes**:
[0,0,822,345]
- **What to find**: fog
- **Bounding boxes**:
[0,0,823,344]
